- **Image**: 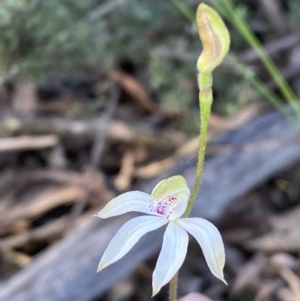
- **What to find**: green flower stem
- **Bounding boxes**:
[169,273,178,301]
[169,2,223,299]
[183,72,212,218]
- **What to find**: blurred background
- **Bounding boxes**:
[0,0,300,300]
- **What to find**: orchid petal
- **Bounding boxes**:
[169,187,190,220]
[96,191,160,218]
[177,218,226,283]
[152,221,189,296]
[97,215,168,272]
[150,176,190,220]
[151,176,190,201]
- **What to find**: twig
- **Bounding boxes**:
[0,115,183,150]
[0,187,85,230]
[88,0,126,21]
[114,150,135,190]
[110,69,158,113]
[153,33,300,64]
[260,0,288,36]
[0,135,58,152]
[0,211,93,250]
[239,34,300,63]
[65,85,120,233]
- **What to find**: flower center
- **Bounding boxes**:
[150,195,178,219]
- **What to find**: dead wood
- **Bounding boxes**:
[0,115,185,150]
[279,268,300,301]
[0,211,93,250]
[134,104,264,179]
[110,69,158,113]
[153,33,300,65]
[0,169,114,236]
[12,80,37,115]
[255,279,283,301]
[0,250,32,281]
[1,110,300,301]
[239,34,300,63]
[114,150,135,190]
[15,169,103,187]
[0,135,58,152]
[66,85,120,232]
[231,253,268,295]
[246,205,300,252]
[0,186,85,234]
[0,216,67,250]
[260,0,289,36]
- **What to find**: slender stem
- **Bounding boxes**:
[228,55,300,128]
[183,73,212,217]
[214,0,300,117]
[171,0,194,22]
[169,273,178,301]
[168,4,213,298]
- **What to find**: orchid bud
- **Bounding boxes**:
[196,3,230,73]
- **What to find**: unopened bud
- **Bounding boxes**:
[196,3,230,73]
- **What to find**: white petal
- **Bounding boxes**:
[97,215,167,271]
[152,221,189,296]
[96,191,160,218]
[169,187,190,220]
[177,218,226,283]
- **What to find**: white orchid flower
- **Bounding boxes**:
[96,175,226,296]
